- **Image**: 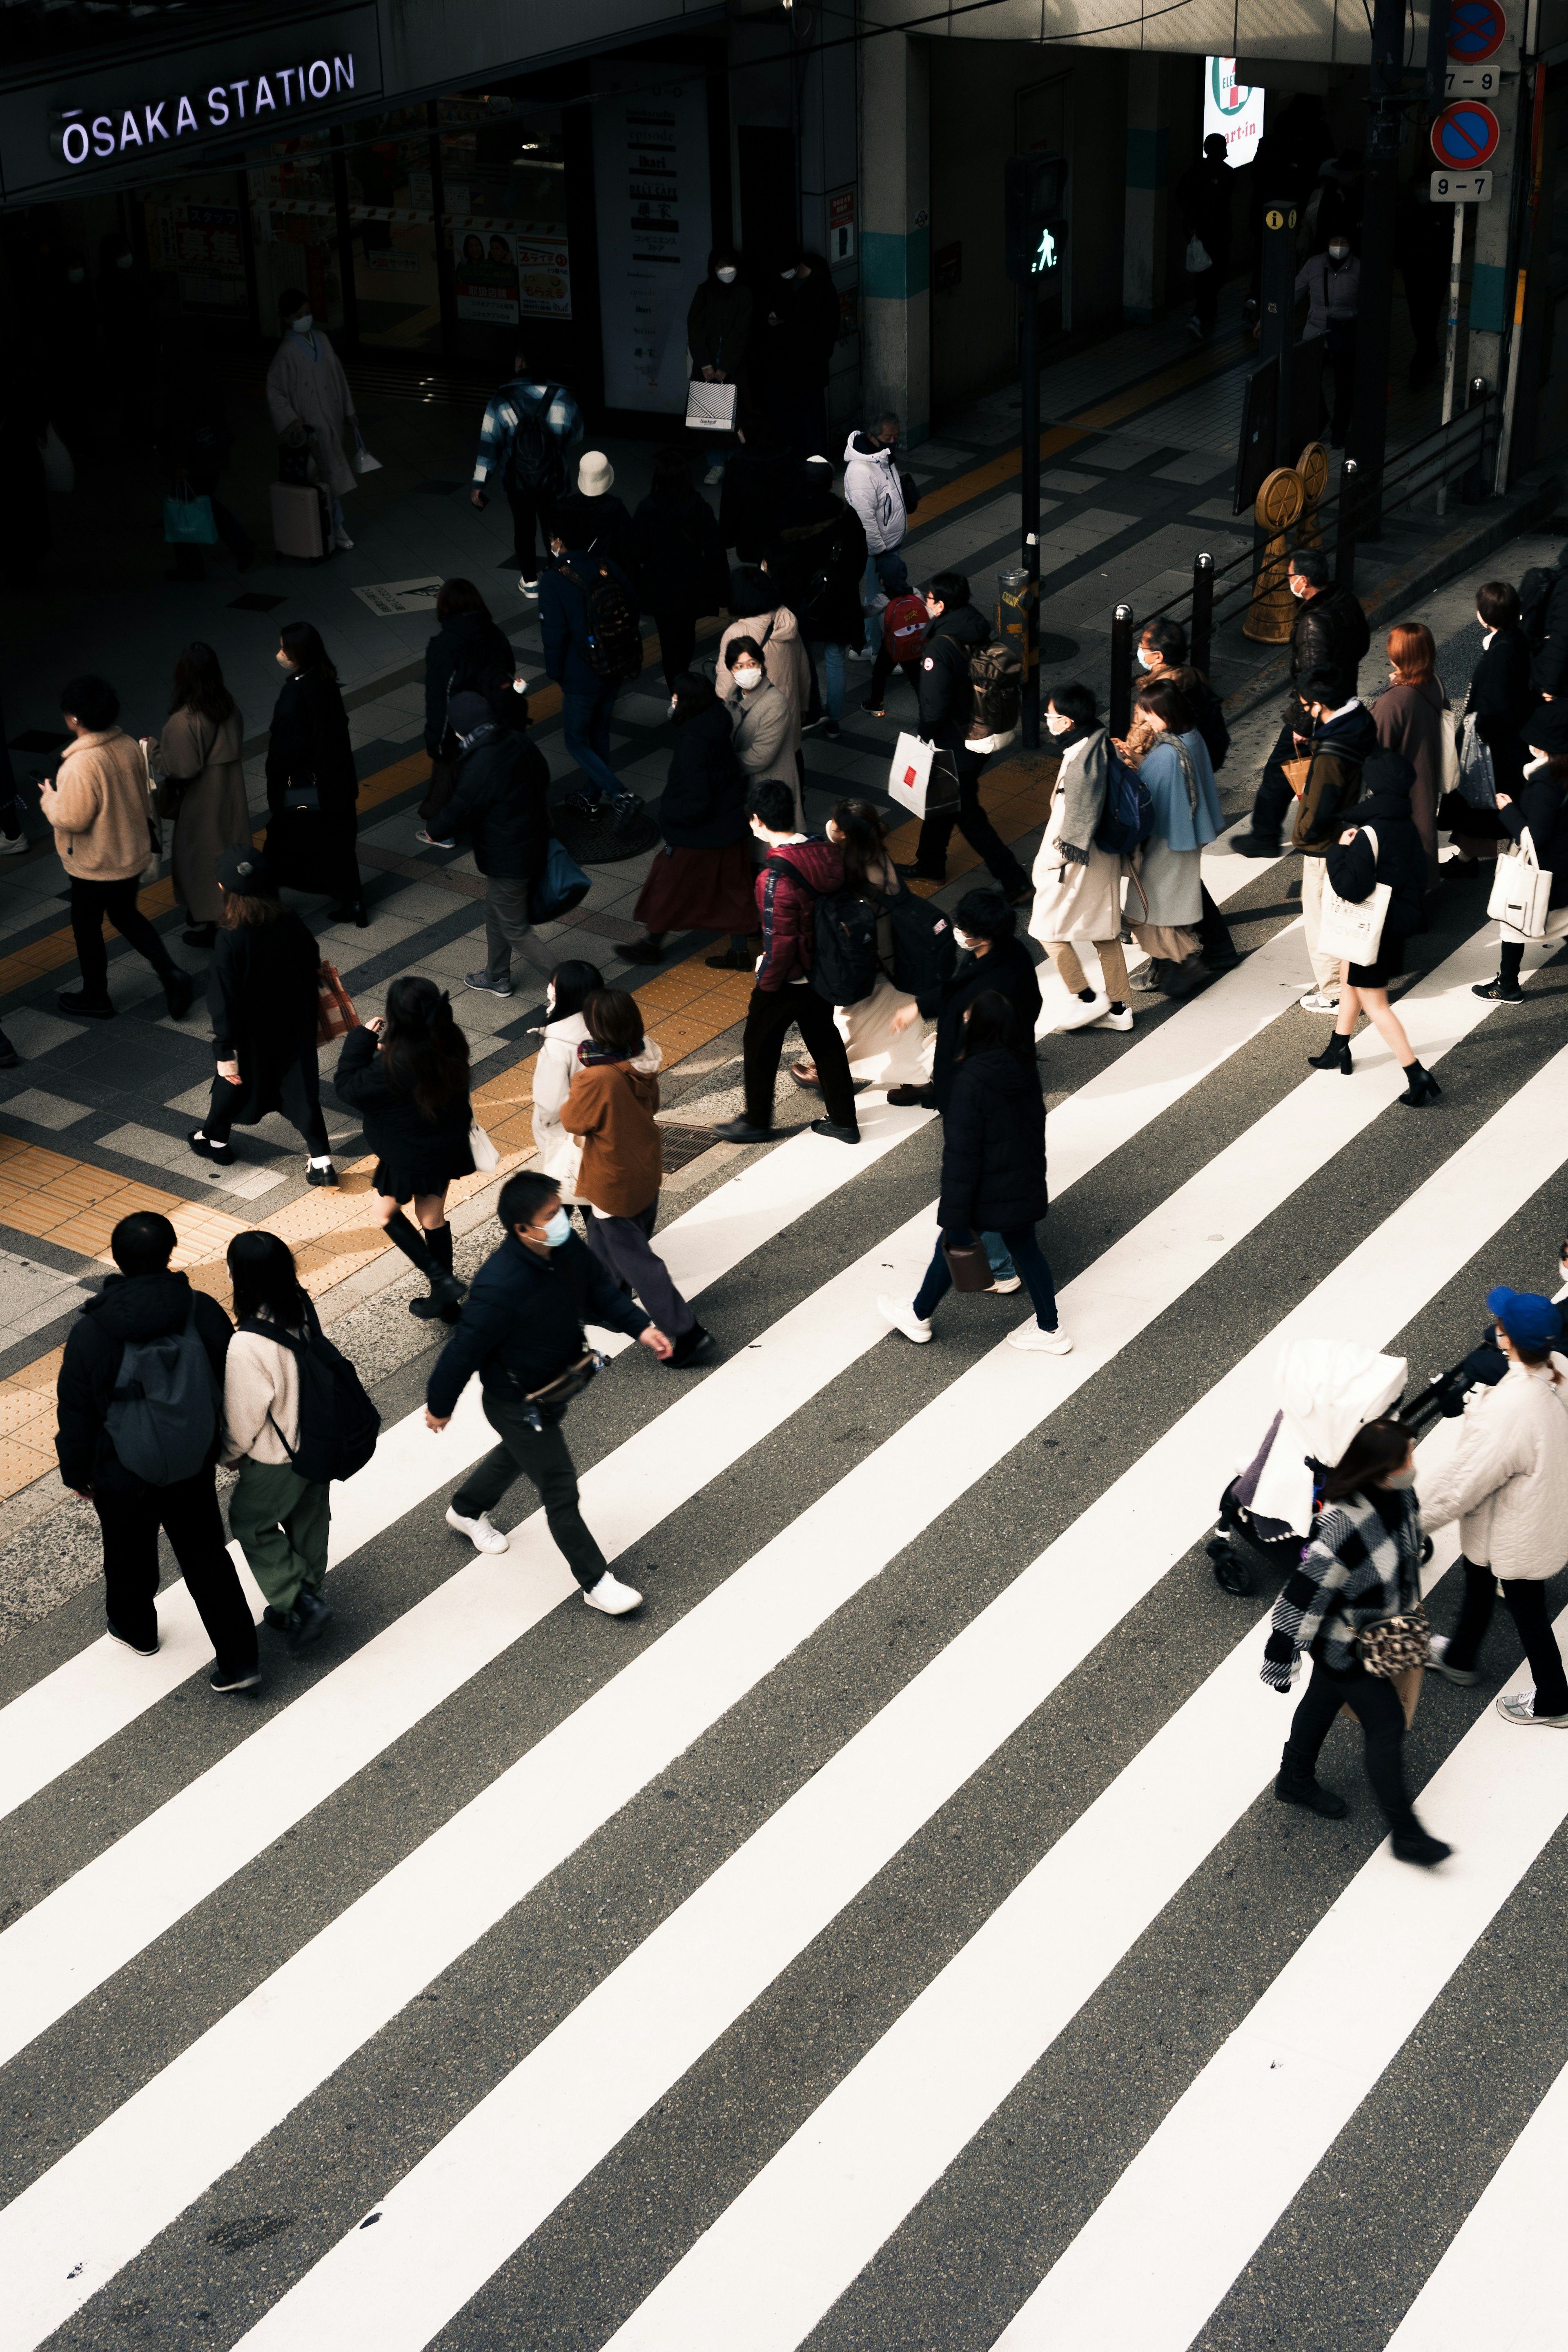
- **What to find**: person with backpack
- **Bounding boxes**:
[900,571,1033,902]
[713,778,861,1146]
[561,988,710,1369]
[334,975,475,1319]
[768,457,868,744]
[1124,679,1225,997]
[1028,681,1134,1033]
[188,845,336,1184]
[469,353,583,596]
[1287,666,1379,1013]
[1229,547,1372,857]
[1119,617,1236,973]
[55,1210,261,1694]
[622,673,753,969]
[418,577,523,845]
[1471,701,1568,1003]
[436,692,555,997]
[628,447,730,691]
[843,414,911,656]
[879,990,1071,1355]
[425,1169,673,1614]
[785,798,948,1092]
[222,1230,378,1656]
[1452,578,1532,874]
[550,449,636,580]
[538,513,641,823]
[862,585,939,722]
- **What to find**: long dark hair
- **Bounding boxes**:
[436,576,490,624]
[278,620,336,683]
[227,1230,310,1329]
[170,640,235,725]
[584,988,646,1057]
[1136,678,1196,733]
[831,798,893,896]
[670,671,717,722]
[548,960,605,1023]
[960,987,1026,1061]
[1322,1418,1412,1504]
[379,975,470,1121]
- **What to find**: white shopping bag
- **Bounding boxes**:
[685,380,737,431]
[1315,825,1392,965]
[1489,829,1554,941]
[888,734,959,820]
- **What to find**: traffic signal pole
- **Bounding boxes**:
[1003,151,1067,754]
[1348,0,1412,536]
[1021,285,1040,749]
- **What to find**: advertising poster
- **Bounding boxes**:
[516,239,571,319]
[453,229,520,323]
[151,201,248,315]
[592,67,712,413]
[1203,59,1265,167]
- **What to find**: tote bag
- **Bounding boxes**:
[889,733,960,820]
[1316,825,1392,965]
[316,961,360,1045]
[1488,828,1554,941]
[468,1121,500,1172]
[1456,711,1497,809]
[685,379,738,432]
[528,836,592,924]
[163,484,218,546]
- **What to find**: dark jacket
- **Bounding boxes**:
[686,276,753,387]
[1290,699,1378,854]
[1174,155,1234,260]
[628,488,729,620]
[207,912,322,1123]
[1289,582,1371,689]
[762,255,840,390]
[550,488,633,574]
[333,1024,474,1192]
[56,1271,232,1497]
[767,491,868,648]
[1325,776,1427,940]
[426,1230,649,1418]
[719,440,793,562]
[423,611,517,758]
[539,551,637,697]
[440,725,550,881]
[265,666,356,816]
[657,702,747,848]
[917,602,989,752]
[1529,562,1568,697]
[1467,626,1532,799]
[918,935,1042,1114]
[1501,759,1568,908]
[938,1048,1049,1234]
[755,835,843,990]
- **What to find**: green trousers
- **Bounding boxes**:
[228,1456,331,1614]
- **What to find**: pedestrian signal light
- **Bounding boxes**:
[1005,152,1068,285]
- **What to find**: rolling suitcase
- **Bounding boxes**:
[270,479,331,562]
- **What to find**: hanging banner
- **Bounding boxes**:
[592,67,712,413]
[1203,59,1265,168]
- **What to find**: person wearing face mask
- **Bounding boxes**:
[424,1170,672,1615]
[265,289,360,552]
[623,673,752,969]
[889,887,1041,1117]
[1123,679,1225,997]
[1421,1289,1568,1728]
[529,960,605,1208]
[843,414,911,659]
[433,692,554,999]
[1470,699,1568,1003]
[718,631,800,857]
[1295,233,1361,447]
[1263,1416,1450,1866]
[902,572,1032,901]
[1027,682,1133,1032]
[1118,619,1236,973]
[263,622,366,925]
[687,248,753,485]
[1229,547,1370,858]
[1452,579,1530,879]
[763,247,840,463]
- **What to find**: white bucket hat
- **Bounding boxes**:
[577,450,615,495]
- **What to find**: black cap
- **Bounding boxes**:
[1361,748,1415,799]
[215,844,267,894]
[448,690,495,735]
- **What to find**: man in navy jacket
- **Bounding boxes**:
[538,511,638,819]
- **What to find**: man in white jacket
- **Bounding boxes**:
[1421,1285,1568,1727]
[843,416,910,657]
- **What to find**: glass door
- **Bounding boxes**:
[248,132,345,335]
[345,106,442,352]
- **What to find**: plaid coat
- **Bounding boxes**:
[1261,1486,1423,1690]
[471,377,583,496]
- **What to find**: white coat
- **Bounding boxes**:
[842,433,907,554]
[1028,739,1124,943]
[266,328,357,498]
[531,1011,590,1194]
[1417,1354,1568,1579]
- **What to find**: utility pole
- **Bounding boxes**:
[1348,0,1413,536]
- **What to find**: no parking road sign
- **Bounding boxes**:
[1431,100,1501,171]
[1448,0,1508,60]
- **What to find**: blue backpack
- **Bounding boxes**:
[1094,751,1153,856]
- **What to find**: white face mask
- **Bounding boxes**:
[780,267,795,280]
[1289,574,1309,598]
[1383,1465,1418,1489]
[1046,710,1073,736]
[955,931,978,951]
[716,266,737,283]
[1137,647,1158,670]
[733,666,762,691]
[669,696,679,717]
[541,1207,571,1247]
[1329,244,1350,263]
[546,983,556,1012]
[291,312,314,334]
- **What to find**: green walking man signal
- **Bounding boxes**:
[1004,150,1068,285]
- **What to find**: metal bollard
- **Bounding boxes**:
[1462,377,1488,505]
[1334,459,1359,597]
[1191,553,1215,675]
[1109,604,1135,739]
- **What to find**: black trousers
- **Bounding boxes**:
[652,607,698,691]
[95,1469,258,1676]
[1189,241,1229,335]
[914,749,1030,892]
[743,981,858,1129]
[206,1064,330,1156]
[69,875,178,1001]
[504,477,558,582]
[450,1393,607,1591]
[1248,715,1303,843]
[1282,1654,1415,1831]
[1199,881,1236,962]
[1444,1555,1568,1716]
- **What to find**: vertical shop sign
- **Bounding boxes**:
[592,68,712,412]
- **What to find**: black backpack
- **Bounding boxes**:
[888,890,956,996]
[104,1305,220,1486]
[507,383,568,494]
[1519,564,1557,651]
[763,856,880,1006]
[968,642,1022,742]
[561,562,644,687]
[238,1311,381,1486]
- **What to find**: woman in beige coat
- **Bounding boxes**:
[725,637,798,818]
[1028,682,1131,1034]
[716,566,809,820]
[156,642,249,946]
[265,288,359,551]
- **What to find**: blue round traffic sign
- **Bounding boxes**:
[1448,0,1507,60]
[1431,100,1501,168]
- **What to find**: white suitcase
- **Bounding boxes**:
[271,479,330,560]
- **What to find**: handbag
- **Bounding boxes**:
[1488,827,1554,941]
[1315,823,1392,966]
[136,741,163,886]
[282,771,321,817]
[468,1121,500,1173]
[1437,700,1462,800]
[1357,1600,1430,1681]
[1457,712,1497,809]
[685,379,738,432]
[316,961,360,1045]
[889,733,960,820]
[163,479,219,546]
[352,425,383,476]
[942,1238,991,1293]
[1185,234,1213,273]
[528,835,592,923]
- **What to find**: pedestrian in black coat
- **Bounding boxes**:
[263,623,365,923]
[55,1209,259,1688]
[624,675,753,964]
[1309,750,1441,1105]
[1234,548,1373,856]
[719,418,793,561]
[1528,551,1568,697]
[334,975,475,1318]
[628,448,730,687]
[1476,700,1568,1003]
[421,579,519,837]
[890,890,1042,1111]
[879,992,1069,1353]
[188,846,334,1182]
[1454,585,1533,872]
[906,574,1031,898]
[441,692,555,991]
[551,451,635,575]
[768,463,868,738]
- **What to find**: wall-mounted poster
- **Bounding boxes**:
[592,65,712,413]
[150,201,248,315]
[516,239,571,318]
[453,229,520,323]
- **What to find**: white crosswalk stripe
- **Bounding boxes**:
[2,875,1566,2352]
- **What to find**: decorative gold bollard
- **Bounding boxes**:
[1242,466,1306,644]
[1293,441,1329,553]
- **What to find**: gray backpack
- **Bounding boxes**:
[103,1306,220,1486]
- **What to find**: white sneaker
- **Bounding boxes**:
[333,526,355,551]
[1298,988,1341,1014]
[1091,1004,1133,1032]
[1427,1633,1480,1688]
[445,1505,509,1554]
[0,833,29,855]
[704,465,725,486]
[879,1293,932,1344]
[845,647,871,664]
[1496,1688,1568,1727]
[1057,992,1110,1032]
[984,1274,1023,1295]
[1007,1324,1074,1354]
[584,1569,643,1615]
[517,577,539,598]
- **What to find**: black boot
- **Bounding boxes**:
[621,934,667,964]
[408,1219,465,1321]
[1275,1766,1348,1819]
[1307,1031,1354,1074]
[1399,1061,1442,1108]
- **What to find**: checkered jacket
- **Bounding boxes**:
[471,377,583,494]
[1261,1487,1423,1690]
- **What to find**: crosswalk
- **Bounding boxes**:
[2,857,1566,2352]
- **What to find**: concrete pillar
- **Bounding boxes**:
[1466,49,1524,394]
[1123,55,1171,323]
[860,31,930,443]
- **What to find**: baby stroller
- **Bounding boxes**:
[1207,1338,1449,1596]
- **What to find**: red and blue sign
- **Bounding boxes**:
[1448,0,1508,61]
[1431,99,1501,169]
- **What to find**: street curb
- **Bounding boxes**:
[1219,466,1564,727]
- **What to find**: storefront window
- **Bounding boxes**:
[142,171,250,321]
[248,133,344,334]
[345,105,441,350]
[439,98,571,334]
